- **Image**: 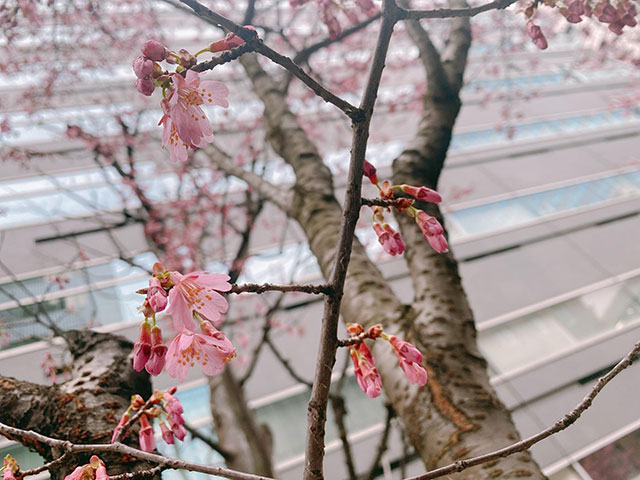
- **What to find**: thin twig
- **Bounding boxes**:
[110,466,166,480]
[364,404,394,480]
[230,282,332,295]
[18,453,69,478]
[303,1,400,478]
[177,0,363,121]
[265,336,313,388]
[400,0,518,20]
[330,395,358,480]
[361,197,414,209]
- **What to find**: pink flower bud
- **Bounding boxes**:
[147,277,167,313]
[388,336,422,364]
[346,323,364,336]
[135,77,155,96]
[388,336,428,386]
[598,3,618,22]
[400,360,428,386]
[373,223,405,256]
[3,456,18,480]
[132,322,152,372]
[138,414,156,452]
[526,22,548,50]
[132,56,154,78]
[400,184,442,203]
[95,464,109,480]
[145,326,167,375]
[622,13,637,26]
[160,422,174,445]
[350,343,382,398]
[608,19,625,34]
[111,410,130,443]
[211,27,255,52]
[363,160,378,185]
[141,40,167,61]
[416,211,448,253]
[367,324,383,339]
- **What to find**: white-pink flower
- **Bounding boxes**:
[166,325,236,382]
[159,70,229,162]
[165,271,231,331]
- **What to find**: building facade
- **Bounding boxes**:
[1,19,639,480]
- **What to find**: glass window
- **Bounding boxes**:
[478,277,640,375]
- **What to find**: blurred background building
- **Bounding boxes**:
[1,13,639,480]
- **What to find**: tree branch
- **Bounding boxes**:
[399,0,518,20]
[230,282,331,295]
[406,340,640,480]
[177,0,363,120]
[303,1,401,478]
[197,146,291,213]
[0,422,274,480]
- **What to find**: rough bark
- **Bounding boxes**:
[0,330,159,480]
[388,3,546,477]
[209,369,274,476]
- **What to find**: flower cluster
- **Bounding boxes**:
[133,36,245,163]
[133,262,236,382]
[2,455,19,480]
[523,0,638,50]
[111,387,186,452]
[363,161,447,256]
[64,456,109,480]
[346,323,428,398]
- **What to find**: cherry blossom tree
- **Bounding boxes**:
[0,1,638,480]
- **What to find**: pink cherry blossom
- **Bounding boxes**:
[159,71,229,162]
[400,185,442,203]
[132,322,152,372]
[168,70,228,144]
[373,223,405,256]
[350,342,382,398]
[165,324,236,382]
[158,100,189,163]
[415,211,448,253]
[138,414,156,452]
[165,271,231,331]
